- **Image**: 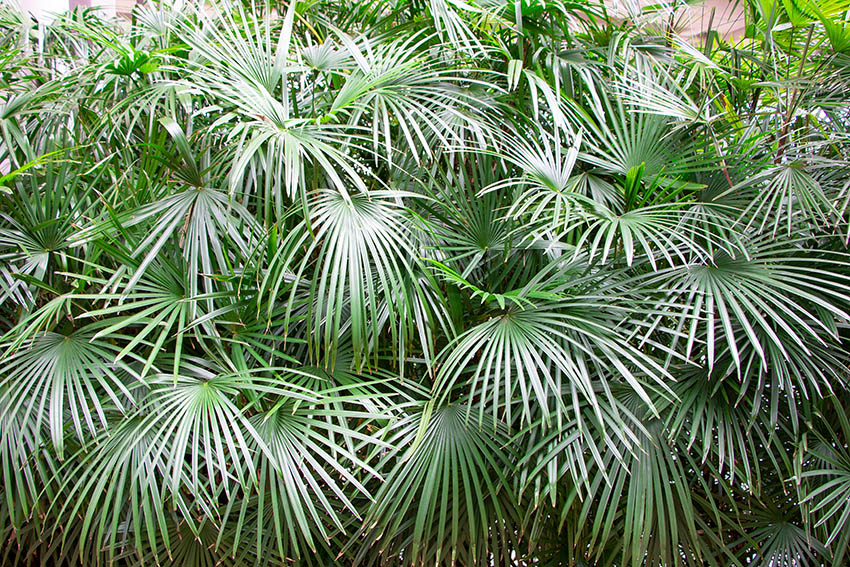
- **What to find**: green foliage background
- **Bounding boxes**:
[1,0,850,565]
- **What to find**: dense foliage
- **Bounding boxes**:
[2,0,850,565]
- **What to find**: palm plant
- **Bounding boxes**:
[1,0,850,565]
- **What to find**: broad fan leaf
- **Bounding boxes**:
[0,328,141,456]
[224,375,389,560]
[354,403,517,567]
[434,283,670,429]
[52,359,317,561]
[637,239,850,373]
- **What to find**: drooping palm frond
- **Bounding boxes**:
[354,402,518,567]
[0,328,141,456]
[636,237,850,376]
[798,396,850,565]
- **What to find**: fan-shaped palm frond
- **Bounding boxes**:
[637,239,850,373]
[799,396,850,565]
[434,265,671,428]
[354,402,518,567]
[52,360,317,560]
[0,328,140,455]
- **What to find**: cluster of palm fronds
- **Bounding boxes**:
[2,0,850,565]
